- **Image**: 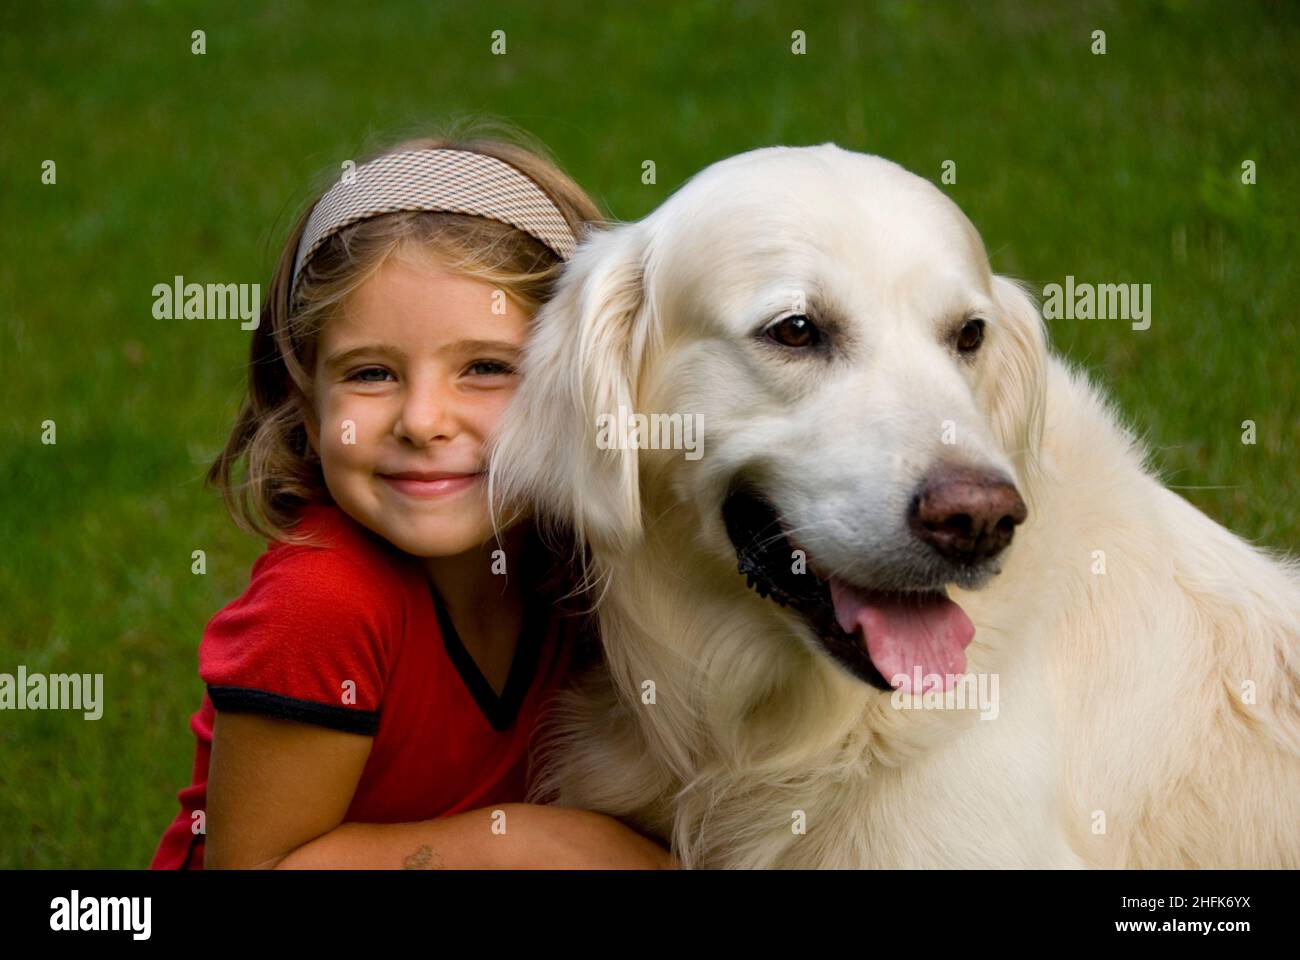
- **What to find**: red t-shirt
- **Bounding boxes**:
[150,503,582,869]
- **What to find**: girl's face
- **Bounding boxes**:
[305,253,530,558]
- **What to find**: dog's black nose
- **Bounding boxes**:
[908,465,1027,564]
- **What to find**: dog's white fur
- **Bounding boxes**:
[489,144,1300,868]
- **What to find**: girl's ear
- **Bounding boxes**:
[489,222,653,555]
[984,275,1048,482]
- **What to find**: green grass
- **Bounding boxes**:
[1,0,1296,867]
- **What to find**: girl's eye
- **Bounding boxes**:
[348,367,394,383]
[466,360,516,377]
[765,315,821,348]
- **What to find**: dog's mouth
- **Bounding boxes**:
[722,488,975,694]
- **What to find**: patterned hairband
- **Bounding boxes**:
[290,148,579,290]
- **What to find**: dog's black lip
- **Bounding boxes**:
[722,486,895,692]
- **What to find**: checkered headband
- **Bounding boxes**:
[291,148,579,290]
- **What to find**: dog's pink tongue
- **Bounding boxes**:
[829,579,974,692]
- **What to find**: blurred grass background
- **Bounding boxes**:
[1,0,1296,867]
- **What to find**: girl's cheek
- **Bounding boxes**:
[317,395,379,458]
[475,388,517,433]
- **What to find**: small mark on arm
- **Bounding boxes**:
[402,844,445,870]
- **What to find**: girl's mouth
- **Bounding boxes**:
[378,471,483,498]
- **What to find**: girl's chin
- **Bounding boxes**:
[388,525,493,559]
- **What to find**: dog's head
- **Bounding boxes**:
[490,144,1047,693]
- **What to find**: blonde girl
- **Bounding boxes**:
[151,127,673,869]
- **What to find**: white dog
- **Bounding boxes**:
[489,144,1300,868]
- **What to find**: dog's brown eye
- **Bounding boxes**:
[956,318,985,353]
[767,315,820,348]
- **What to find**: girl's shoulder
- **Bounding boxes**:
[261,502,413,579]
[199,503,414,730]
[226,502,418,630]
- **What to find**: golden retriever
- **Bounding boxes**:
[488,144,1300,868]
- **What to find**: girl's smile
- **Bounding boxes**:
[379,470,484,499]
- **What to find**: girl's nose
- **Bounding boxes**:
[394,379,458,447]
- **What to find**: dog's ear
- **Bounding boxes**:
[489,221,653,554]
[984,275,1048,480]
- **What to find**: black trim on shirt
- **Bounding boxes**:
[428,583,549,733]
[207,686,380,736]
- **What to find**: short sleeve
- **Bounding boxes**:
[200,543,396,736]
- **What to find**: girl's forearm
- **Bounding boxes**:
[270,803,535,869]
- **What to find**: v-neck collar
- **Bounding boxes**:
[428,581,549,733]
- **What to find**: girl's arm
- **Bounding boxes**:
[205,711,674,869]
[272,804,674,870]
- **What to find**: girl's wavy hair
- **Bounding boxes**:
[208,123,606,545]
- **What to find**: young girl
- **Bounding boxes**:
[150,129,672,869]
